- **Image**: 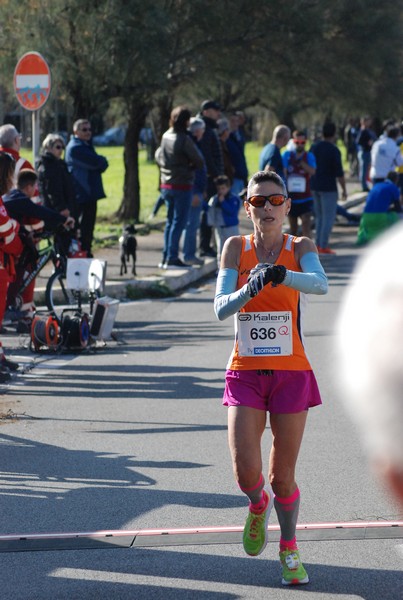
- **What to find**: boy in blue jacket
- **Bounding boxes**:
[208,175,241,267]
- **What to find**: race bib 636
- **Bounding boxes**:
[237,311,292,357]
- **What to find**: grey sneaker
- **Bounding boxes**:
[164,258,191,269]
[184,257,204,266]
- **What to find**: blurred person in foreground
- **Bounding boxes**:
[336,223,403,508]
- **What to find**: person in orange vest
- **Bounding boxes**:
[214,170,328,586]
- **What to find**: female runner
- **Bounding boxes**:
[214,170,328,585]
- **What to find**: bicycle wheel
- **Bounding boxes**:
[45,271,76,318]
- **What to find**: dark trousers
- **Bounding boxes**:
[78,201,97,255]
[199,211,213,253]
[199,176,216,253]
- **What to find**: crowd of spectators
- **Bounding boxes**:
[0,118,108,379]
[1,106,403,378]
[154,100,248,269]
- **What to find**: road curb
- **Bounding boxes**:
[34,257,217,304]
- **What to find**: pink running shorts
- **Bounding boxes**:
[223,369,322,413]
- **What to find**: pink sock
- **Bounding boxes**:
[280,536,298,551]
[250,489,268,514]
[239,473,265,507]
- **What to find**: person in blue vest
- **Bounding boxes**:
[356,171,402,245]
[283,131,316,238]
[65,119,108,257]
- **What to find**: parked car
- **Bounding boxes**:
[93,126,126,146]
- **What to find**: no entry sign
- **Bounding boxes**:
[14,52,51,111]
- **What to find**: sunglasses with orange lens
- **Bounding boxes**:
[247,194,287,208]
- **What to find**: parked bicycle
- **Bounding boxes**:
[7,228,99,323]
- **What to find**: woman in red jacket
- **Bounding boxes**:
[0,151,24,379]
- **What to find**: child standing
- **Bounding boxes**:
[208,175,241,268]
[4,169,74,331]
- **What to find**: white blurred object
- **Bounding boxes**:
[66,259,106,292]
[90,296,120,340]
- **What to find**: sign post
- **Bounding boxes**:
[14,52,51,165]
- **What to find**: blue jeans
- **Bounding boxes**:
[183,192,203,260]
[358,149,371,191]
[231,178,245,196]
[312,190,338,248]
[162,188,192,261]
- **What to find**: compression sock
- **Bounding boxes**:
[274,487,300,549]
[238,473,266,511]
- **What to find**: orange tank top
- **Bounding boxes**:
[227,233,312,371]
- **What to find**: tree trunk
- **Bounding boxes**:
[116,101,148,222]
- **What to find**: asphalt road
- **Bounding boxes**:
[0,232,402,599]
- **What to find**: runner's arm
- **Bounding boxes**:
[214,268,250,321]
[283,252,328,294]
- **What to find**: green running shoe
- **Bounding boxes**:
[280,549,309,585]
[242,485,274,556]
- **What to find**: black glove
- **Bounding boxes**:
[247,263,287,297]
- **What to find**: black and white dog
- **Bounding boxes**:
[119,224,137,276]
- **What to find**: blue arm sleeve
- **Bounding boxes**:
[283,252,328,294]
[214,269,251,321]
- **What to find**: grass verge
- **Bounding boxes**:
[125,281,173,300]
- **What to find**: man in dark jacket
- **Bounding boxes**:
[197,100,224,257]
[65,119,108,256]
[37,133,77,219]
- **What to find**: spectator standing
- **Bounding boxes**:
[310,122,347,254]
[208,175,240,268]
[183,117,207,266]
[356,171,401,245]
[369,125,403,184]
[343,117,359,177]
[0,124,34,183]
[282,131,316,238]
[258,125,290,177]
[0,151,24,375]
[37,133,77,220]
[65,119,108,256]
[4,169,74,331]
[198,100,224,258]
[155,106,204,269]
[356,116,376,192]
[228,113,248,196]
[217,118,235,183]
[397,122,403,199]
[0,151,23,346]
[234,111,247,149]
